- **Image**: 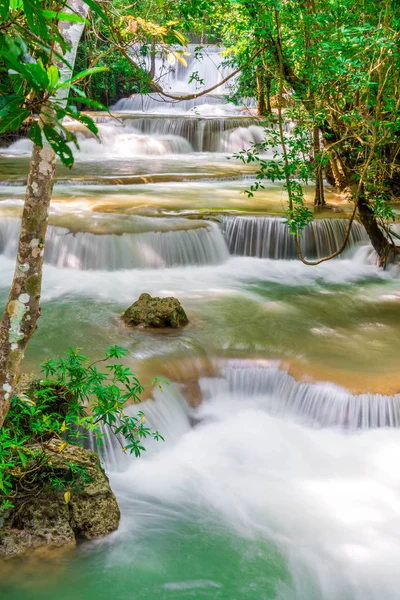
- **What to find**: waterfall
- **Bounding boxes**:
[0,217,371,270]
[88,364,400,471]
[110,93,253,115]
[220,216,369,259]
[86,384,191,471]
[65,115,263,154]
[199,365,400,429]
[0,218,229,270]
[126,43,237,96]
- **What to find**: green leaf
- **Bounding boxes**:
[28,122,42,147]
[82,0,110,24]
[17,448,27,468]
[57,66,109,88]
[42,10,89,25]
[68,96,107,111]
[75,114,99,135]
[0,108,29,134]
[0,0,10,19]
[0,51,49,91]
[47,65,59,90]
[43,125,74,167]
[0,95,23,118]
[24,63,49,91]
[22,0,48,41]
[69,85,86,98]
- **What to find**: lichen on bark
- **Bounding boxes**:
[0,1,90,428]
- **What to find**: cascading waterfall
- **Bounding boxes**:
[117,116,262,152]
[111,93,253,115]
[0,216,374,270]
[91,363,400,471]
[199,365,400,429]
[87,384,191,471]
[220,216,369,259]
[64,115,263,154]
[0,218,229,270]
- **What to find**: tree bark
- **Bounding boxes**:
[325,147,353,201]
[357,194,392,266]
[256,64,267,116]
[265,71,272,114]
[313,127,325,206]
[0,1,89,428]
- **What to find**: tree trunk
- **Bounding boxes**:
[357,194,392,266]
[265,71,272,114]
[0,0,89,428]
[0,143,56,426]
[313,127,325,206]
[149,40,156,80]
[326,148,353,200]
[256,65,267,116]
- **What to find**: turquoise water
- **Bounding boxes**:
[1,114,400,599]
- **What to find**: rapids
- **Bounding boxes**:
[1,47,400,599]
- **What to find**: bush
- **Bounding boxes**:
[0,346,164,509]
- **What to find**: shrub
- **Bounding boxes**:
[0,346,164,509]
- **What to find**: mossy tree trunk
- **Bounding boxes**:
[0,0,89,428]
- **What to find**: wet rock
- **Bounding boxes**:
[123,293,188,329]
[0,440,120,559]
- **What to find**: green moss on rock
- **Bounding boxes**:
[123,293,188,329]
[0,440,120,559]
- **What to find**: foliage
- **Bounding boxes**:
[0,0,112,166]
[72,1,191,106]
[235,115,315,233]
[221,0,400,260]
[0,345,164,509]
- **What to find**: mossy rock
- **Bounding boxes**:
[0,440,120,559]
[123,293,188,329]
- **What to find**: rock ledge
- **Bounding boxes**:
[0,440,120,559]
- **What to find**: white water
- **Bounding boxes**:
[221,216,368,259]
[2,117,264,157]
[111,384,400,600]
[1,41,399,596]
[0,246,389,303]
[0,218,229,269]
[111,94,249,115]
[200,366,400,428]
[0,216,376,270]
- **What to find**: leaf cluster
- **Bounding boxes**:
[0,345,164,510]
[0,0,109,165]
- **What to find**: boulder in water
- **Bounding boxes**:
[0,440,120,559]
[123,293,188,329]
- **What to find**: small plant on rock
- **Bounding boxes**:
[0,345,163,510]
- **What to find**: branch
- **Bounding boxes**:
[111,33,262,101]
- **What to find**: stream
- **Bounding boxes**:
[1,47,400,599]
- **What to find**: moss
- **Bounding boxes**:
[6,348,20,375]
[25,274,41,297]
[25,217,40,234]
[0,440,120,559]
[123,293,188,329]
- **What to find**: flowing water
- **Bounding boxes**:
[1,57,400,598]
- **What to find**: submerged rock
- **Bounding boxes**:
[0,440,120,559]
[123,293,188,329]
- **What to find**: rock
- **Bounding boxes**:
[0,440,120,559]
[123,293,188,329]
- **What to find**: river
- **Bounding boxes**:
[1,48,400,599]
